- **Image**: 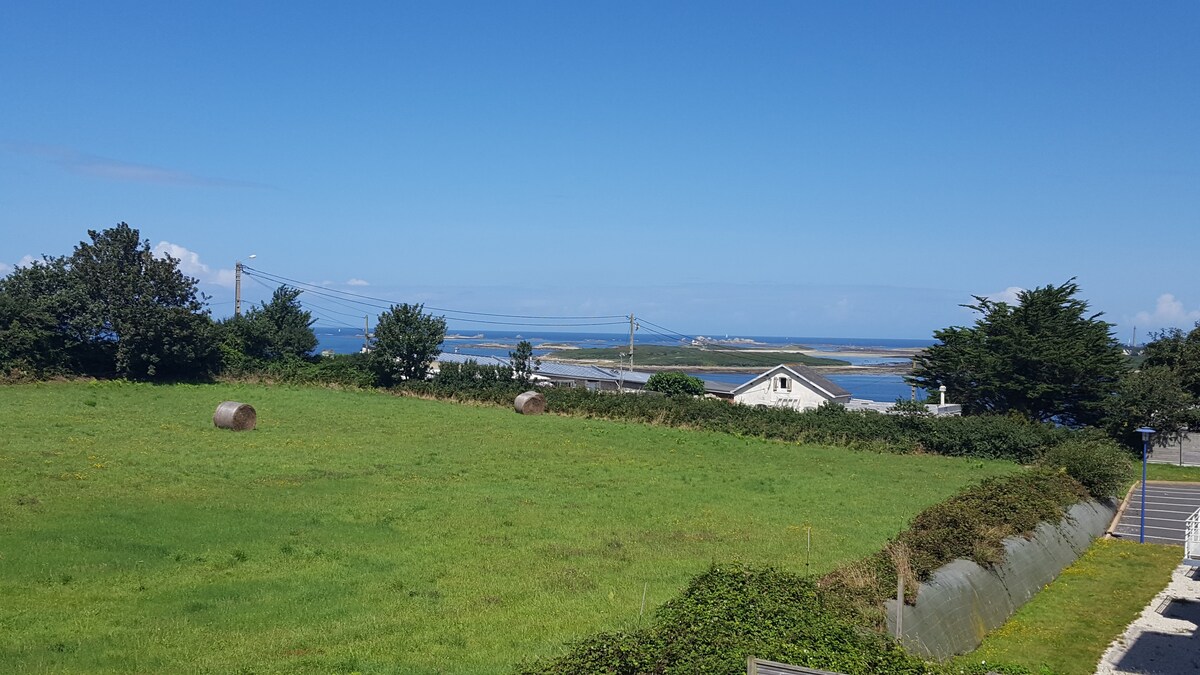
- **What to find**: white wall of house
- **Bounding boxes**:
[733,372,832,412]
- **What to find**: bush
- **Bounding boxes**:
[536,388,1067,462]
[1037,435,1133,498]
[517,564,933,675]
[644,371,706,397]
[821,468,1088,627]
[522,469,1090,674]
[433,360,515,391]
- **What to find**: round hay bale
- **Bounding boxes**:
[213,401,257,431]
[514,391,546,415]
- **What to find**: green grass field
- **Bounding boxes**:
[0,381,1012,673]
[546,344,850,368]
[956,539,1181,674]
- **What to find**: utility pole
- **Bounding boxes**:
[233,254,255,317]
[363,315,370,353]
[629,313,636,373]
[234,261,243,316]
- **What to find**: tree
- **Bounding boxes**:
[1103,366,1197,450]
[509,340,540,387]
[1141,322,1200,398]
[0,258,76,376]
[645,371,706,397]
[221,285,317,366]
[370,303,446,385]
[0,223,218,380]
[908,280,1125,426]
[65,223,218,379]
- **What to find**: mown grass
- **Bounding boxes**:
[955,539,1181,675]
[1146,463,1200,482]
[0,381,1013,673]
[546,344,849,367]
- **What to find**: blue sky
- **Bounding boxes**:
[2,1,1197,340]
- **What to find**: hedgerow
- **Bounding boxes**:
[820,468,1089,629]
[535,388,1070,462]
[516,564,934,675]
[519,470,1092,675]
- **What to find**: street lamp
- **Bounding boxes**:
[1135,426,1156,543]
[234,254,257,316]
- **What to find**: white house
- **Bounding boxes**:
[708,364,852,411]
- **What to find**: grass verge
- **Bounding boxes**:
[0,381,1012,673]
[1146,463,1200,482]
[953,539,1181,675]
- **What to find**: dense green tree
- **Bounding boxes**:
[0,258,76,376]
[220,286,317,367]
[65,224,218,379]
[1103,365,1197,450]
[1141,322,1200,398]
[908,280,1125,426]
[370,303,446,385]
[645,371,706,397]
[509,340,540,387]
[0,223,218,379]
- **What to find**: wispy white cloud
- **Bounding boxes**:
[7,143,265,188]
[1134,293,1200,329]
[1,255,39,273]
[347,278,369,286]
[153,241,236,288]
[984,286,1024,304]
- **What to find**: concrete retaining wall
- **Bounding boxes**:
[884,499,1116,660]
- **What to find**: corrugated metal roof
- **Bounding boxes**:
[701,380,739,394]
[435,353,652,384]
[537,361,652,384]
[435,352,511,368]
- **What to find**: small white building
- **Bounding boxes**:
[710,364,852,411]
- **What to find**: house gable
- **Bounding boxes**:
[732,364,850,403]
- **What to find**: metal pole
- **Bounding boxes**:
[234,261,243,316]
[1141,436,1148,543]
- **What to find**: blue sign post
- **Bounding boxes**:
[1135,427,1156,543]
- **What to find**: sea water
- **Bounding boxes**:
[314,328,931,402]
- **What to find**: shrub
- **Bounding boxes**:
[537,388,1066,462]
[1037,435,1133,498]
[821,468,1088,627]
[644,371,706,397]
[517,564,933,675]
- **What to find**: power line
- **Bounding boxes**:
[241,265,627,320]
[243,268,627,328]
[638,318,809,369]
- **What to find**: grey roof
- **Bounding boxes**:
[435,352,511,368]
[537,361,652,384]
[435,353,652,385]
[701,380,738,394]
[732,364,852,400]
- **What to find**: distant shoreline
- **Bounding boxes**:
[544,355,916,374]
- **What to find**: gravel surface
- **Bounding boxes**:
[1094,563,1200,674]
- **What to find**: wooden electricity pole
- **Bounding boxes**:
[629,313,635,372]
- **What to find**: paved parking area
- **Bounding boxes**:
[1148,434,1200,467]
[1112,482,1200,546]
